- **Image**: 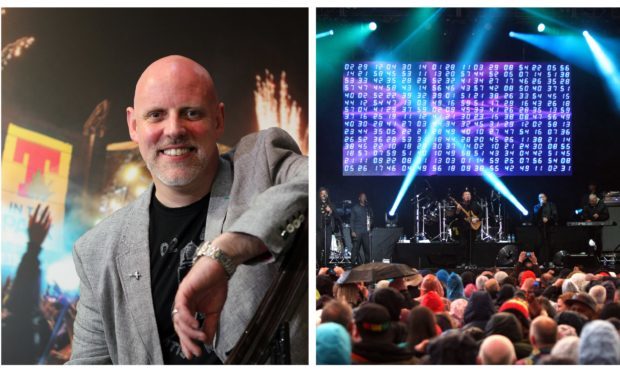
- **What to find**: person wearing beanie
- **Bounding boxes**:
[463,291,496,330]
[550,335,579,364]
[516,316,557,365]
[555,310,587,336]
[351,303,417,364]
[484,312,532,359]
[420,291,445,314]
[449,298,468,328]
[477,334,517,365]
[519,270,537,287]
[447,272,465,301]
[316,322,352,365]
[370,287,408,344]
[499,298,531,338]
[578,320,620,364]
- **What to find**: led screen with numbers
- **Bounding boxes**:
[343,62,572,176]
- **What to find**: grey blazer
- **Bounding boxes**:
[68,128,308,364]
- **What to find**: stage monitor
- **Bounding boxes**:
[343,62,572,176]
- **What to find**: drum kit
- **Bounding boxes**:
[413,185,508,243]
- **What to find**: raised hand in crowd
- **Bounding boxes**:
[28,204,52,248]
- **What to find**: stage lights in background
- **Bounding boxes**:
[537,23,545,32]
[389,116,442,216]
[583,30,620,110]
[316,30,334,39]
[368,21,377,31]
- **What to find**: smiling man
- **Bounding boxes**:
[68,55,308,364]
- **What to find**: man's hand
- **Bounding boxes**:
[317,267,329,276]
[543,217,548,224]
[333,266,345,277]
[529,252,538,265]
[351,231,357,238]
[29,204,51,247]
[173,256,227,359]
[518,251,526,263]
[172,232,267,359]
[593,213,599,220]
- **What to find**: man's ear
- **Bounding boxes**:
[127,107,138,142]
[215,102,225,139]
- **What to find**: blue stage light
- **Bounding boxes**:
[583,30,620,110]
[480,169,529,216]
[537,23,546,32]
[316,30,335,39]
[509,31,516,38]
[368,22,377,31]
[388,116,442,216]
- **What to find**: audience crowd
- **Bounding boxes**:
[316,252,620,365]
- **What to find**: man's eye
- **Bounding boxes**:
[185,110,202,120]
[146,111,164,121]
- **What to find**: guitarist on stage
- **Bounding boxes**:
[454,190,482,267]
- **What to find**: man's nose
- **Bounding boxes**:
[163,113,187,137]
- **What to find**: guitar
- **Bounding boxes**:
[449,197,482,231]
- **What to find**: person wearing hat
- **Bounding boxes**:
[499,298,531,338]
[555,310,587,336]
[351,303,417,364]
[579,320,620,364]
[316,322,352,365]
[564,293,598,320]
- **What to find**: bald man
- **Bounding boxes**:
[69,56,308,364]
[517,316,557,364]
[477,335,516,365]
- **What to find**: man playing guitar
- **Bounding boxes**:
[453,190,482,267]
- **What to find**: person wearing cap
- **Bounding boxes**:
[516,316,557,365]
[555,310,587,336]
[477,334,517,365]
[351,303,417,364]
[565,293,598,320]
[316,323,352,365]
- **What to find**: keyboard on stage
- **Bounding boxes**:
[566,221,616,227]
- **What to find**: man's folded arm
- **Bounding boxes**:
[67,246,112,364]
[225,128,308,263]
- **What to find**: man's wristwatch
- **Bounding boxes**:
[193,241,237,279]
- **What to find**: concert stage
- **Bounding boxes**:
[392,242,505,269]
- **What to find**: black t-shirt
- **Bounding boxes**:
[148,191,221,364]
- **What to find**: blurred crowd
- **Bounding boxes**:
[1,204,78,364]
[316,252,620,365]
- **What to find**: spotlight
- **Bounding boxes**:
[368,22,377,31]
[316,30,335,39]
[583,30,589,37]
[385,212,399,228]
[509,31,515,38]
[537,23,545,32]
